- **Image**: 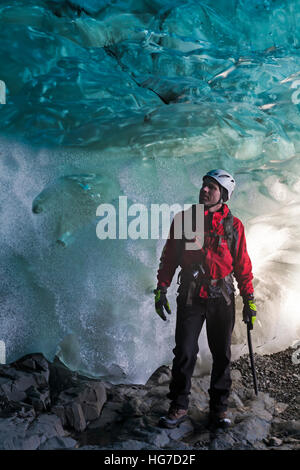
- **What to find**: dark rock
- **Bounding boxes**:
[0,412,69,450]
[9,402,36,418]
[231,416,271,444]
[87,401,123,429]
[82,401,103,421]
[0,353,51,412]
[19,358,37,370]
[164,440,192,450]
[267,436,283,447]
[0,349,299,451]
[38,436,77,450]
[2,353,107,433]
[0,371,36,401]
[146,365,172,386]
[121,416,150,435]
[14,353,49,373]
[25,385,51,412]
[107,440,160,451]
[167,419,194,441]
[65,402,86,432]
[51,381,107,432]
[271,419,300,437]
[114,439,159,450]
[131,428,170,448]
[51,404,66,426]
[5,388,27,403]
[48,356,78,400]
[209,430,236,450]
[0,415,36,450]
[26,413,66,441]
[121,397,150,416]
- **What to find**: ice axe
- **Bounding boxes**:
[247,322,258,396]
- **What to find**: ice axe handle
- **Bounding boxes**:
[247,323,258,396]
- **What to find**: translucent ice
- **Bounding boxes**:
[0,0,300,383]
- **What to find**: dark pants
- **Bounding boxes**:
[167,294,235,413]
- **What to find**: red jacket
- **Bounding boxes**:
[157,204,254,299]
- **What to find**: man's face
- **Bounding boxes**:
[199,177,221,206]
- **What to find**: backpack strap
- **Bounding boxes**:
[221,209,237,261]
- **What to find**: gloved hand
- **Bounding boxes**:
[243,296,257,330]
[154,287,171,321]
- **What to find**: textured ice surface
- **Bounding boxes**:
[0,0,300,383]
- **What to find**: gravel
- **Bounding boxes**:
[232,347,300,420]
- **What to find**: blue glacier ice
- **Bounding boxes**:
[0,0,300,383]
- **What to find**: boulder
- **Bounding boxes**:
[51,381,107,432]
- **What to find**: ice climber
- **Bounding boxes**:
[154,169,257,430]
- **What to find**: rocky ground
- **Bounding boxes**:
[0,348,299,451]
[232,347,300,421]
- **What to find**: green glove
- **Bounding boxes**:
[154,287,171,321]
[243,296,257,330]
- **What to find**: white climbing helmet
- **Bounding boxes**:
[203,169,236,201]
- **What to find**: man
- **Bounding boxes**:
[154,169,257,430]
